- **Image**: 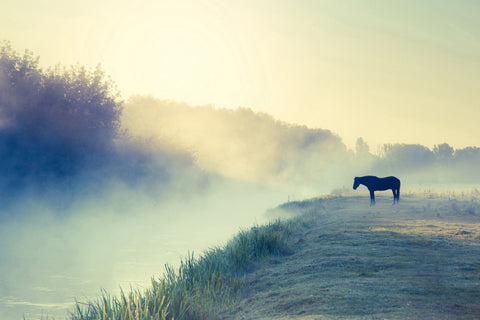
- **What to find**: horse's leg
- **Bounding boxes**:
[397,187,400,204]
[369,190,375,206]
[392,189,396,205]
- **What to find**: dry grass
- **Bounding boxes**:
[219,192,480,319]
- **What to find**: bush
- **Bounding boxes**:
[0,41,122,190]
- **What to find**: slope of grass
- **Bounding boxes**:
[221,193,480,319]
[68,219,297,320]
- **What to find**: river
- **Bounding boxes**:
[0,181,303,320]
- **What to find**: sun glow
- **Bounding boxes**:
[1,1,480,149]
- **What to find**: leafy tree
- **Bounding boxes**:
[433,143,454,162]
[379,143,435,169]
[0,41,122,187]
[355,137,370,155]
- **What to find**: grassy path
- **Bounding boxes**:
[219,194,480,319]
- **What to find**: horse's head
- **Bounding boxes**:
[353,177,360,190]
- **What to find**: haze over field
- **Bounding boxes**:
[0,1,480,319]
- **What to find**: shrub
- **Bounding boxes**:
[0,41,121,190]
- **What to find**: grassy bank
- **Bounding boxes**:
[68,219,297,320]
[222,193,480,319]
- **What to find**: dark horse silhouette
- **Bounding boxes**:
[353,176,400,206]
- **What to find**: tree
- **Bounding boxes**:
[355,137,370,155]
[0,41,123,185]
[433,143,454,162]
[379,143,435,168]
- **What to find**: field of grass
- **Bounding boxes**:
[220,191,480,319]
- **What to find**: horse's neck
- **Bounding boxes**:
[360,178,371,186]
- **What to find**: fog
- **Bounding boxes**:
[122,96,357,193]
[0,44,298,319]
[0,178,289,319]
[123,96,480,190]
[2,43,480,319]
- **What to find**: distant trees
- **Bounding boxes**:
[355,137,370,155]
[123,96,349,186]
[378,142,480,166]
[373,142,480,183]
[379,144,435,167]
[454,146,480,162]
[433,143,454,161]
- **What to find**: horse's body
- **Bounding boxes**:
[353,176,400,206]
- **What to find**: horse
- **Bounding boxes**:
[353,176,400,206]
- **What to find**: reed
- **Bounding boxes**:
[69,219,296,320]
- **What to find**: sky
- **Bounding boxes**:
[1,0,479,150]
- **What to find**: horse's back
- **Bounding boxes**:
[384,176,400,188]
[357,175,400,190]
[369,176,401,191]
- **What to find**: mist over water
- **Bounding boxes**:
[0,178,292,320]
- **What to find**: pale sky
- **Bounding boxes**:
[1,0,479,150]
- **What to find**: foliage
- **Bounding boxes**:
[0,41,122,187]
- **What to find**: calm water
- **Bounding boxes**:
[0,183,298,320]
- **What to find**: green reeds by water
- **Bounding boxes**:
[69,219,296,320]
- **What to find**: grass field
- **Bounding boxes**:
[218,191,480,319]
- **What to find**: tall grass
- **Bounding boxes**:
[69,219,296,320]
